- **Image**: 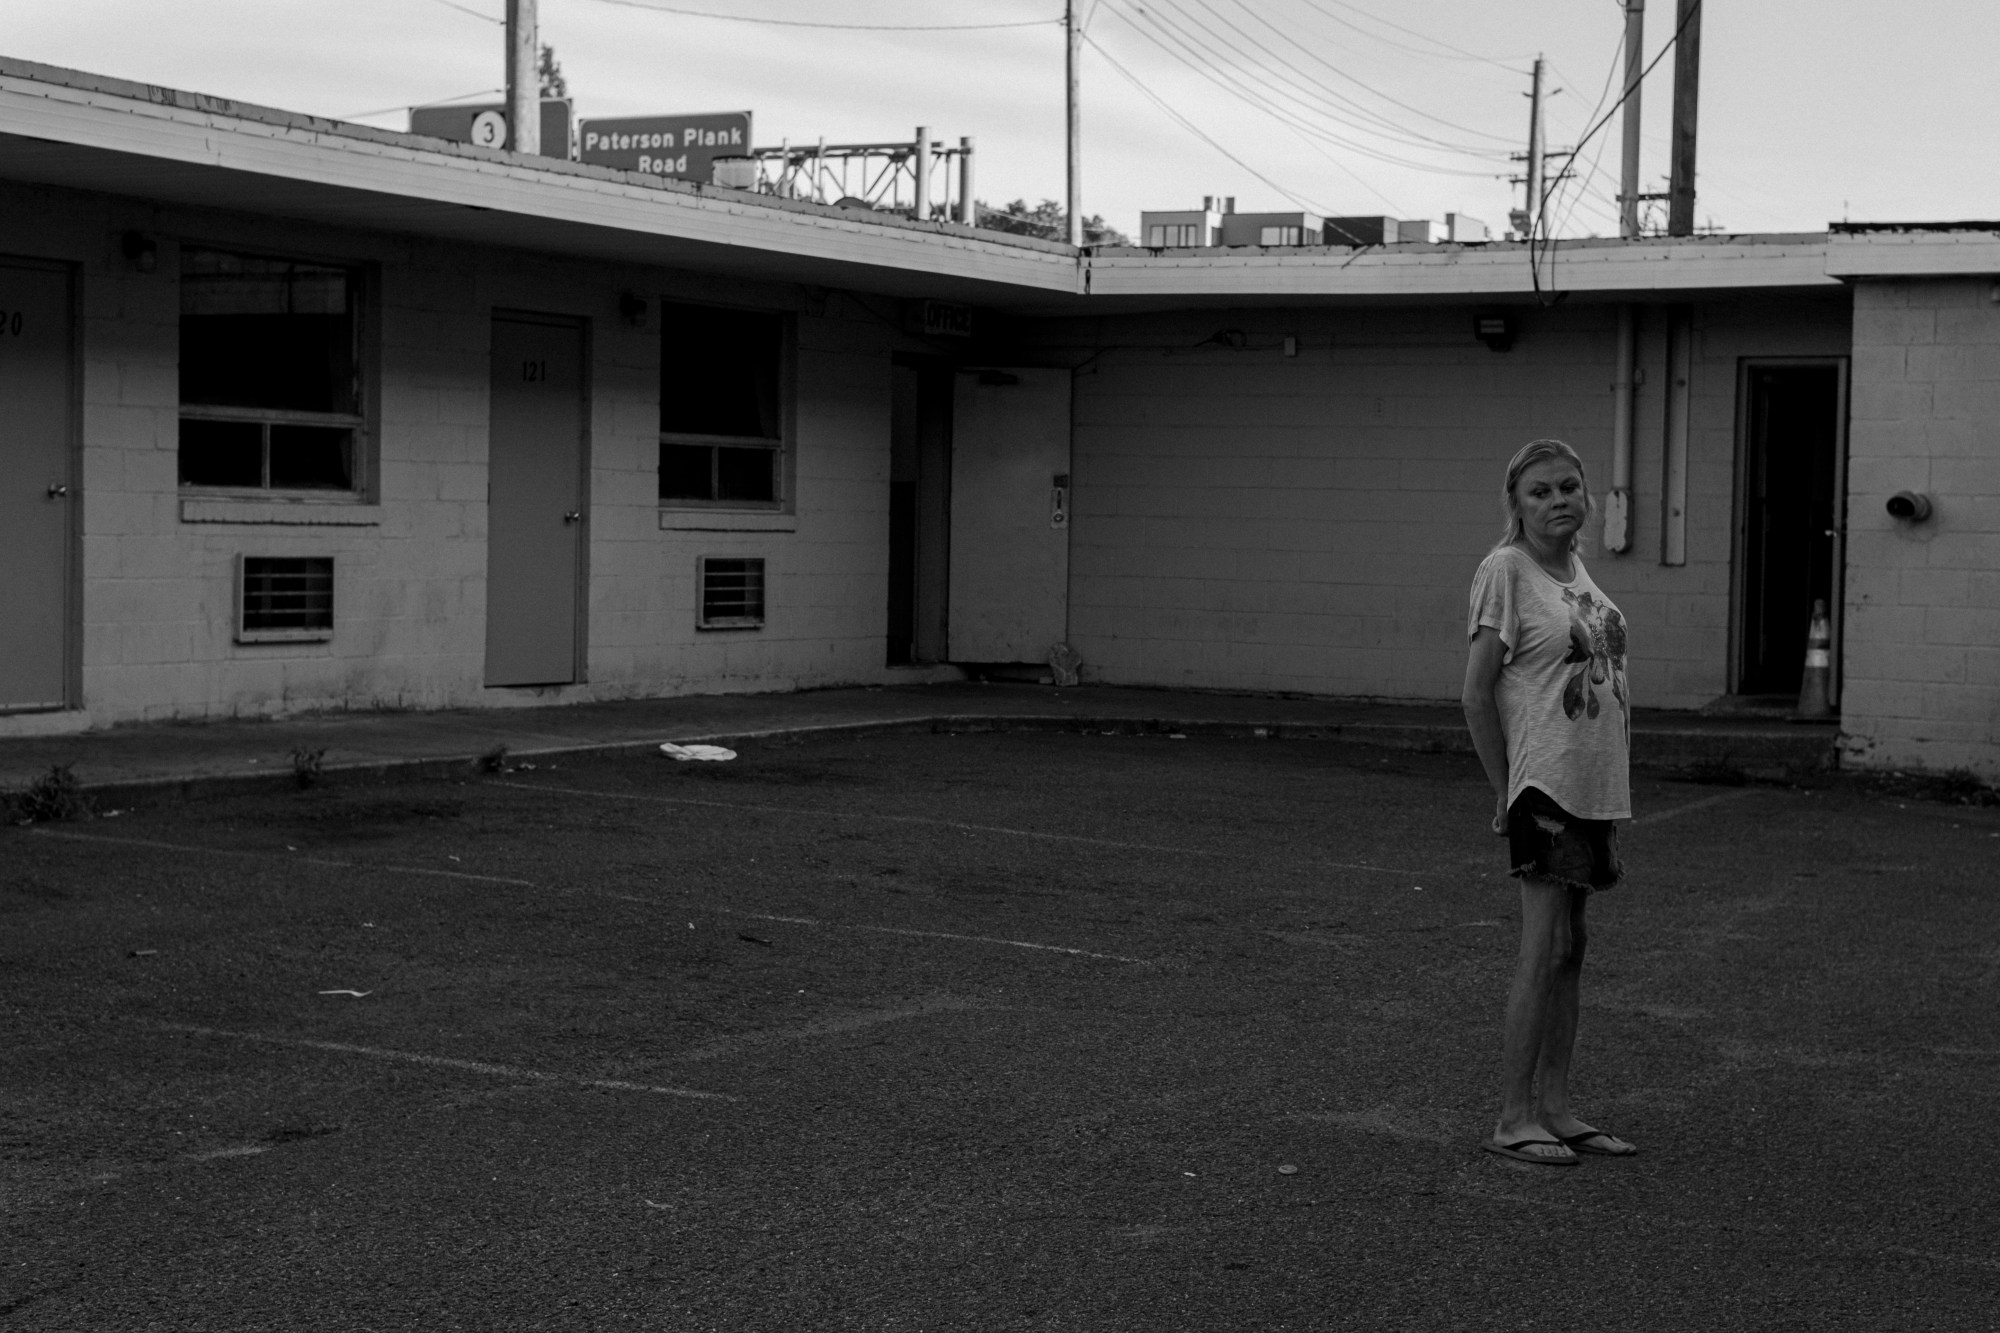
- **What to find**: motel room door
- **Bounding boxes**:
[486,313,588,687]
[0,259,75,712]
[947,367,1071,664]
[1738,360,1846,698]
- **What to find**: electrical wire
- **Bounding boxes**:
[1080,32,1334,216]
[424,0,501,23]
[1296,0,1535,70]
[581,0,1059,31]
[1103,2,1506,176]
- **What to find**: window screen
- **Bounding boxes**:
[697,557,765,629]
[238,556,335,642]
[180,249,364,493]
[660,303,784,506]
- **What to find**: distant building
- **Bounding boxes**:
[1140,196,1228,248]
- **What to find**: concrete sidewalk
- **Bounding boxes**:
[0,682,1838,799]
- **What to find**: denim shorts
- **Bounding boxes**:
[1506,786,1624,893]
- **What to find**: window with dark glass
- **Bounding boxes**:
[659,303,784,506]
[179,248,363,492]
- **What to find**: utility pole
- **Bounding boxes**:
[1524,55,1546,237]
[1619,1,1645,239]
[1066,0,1082,246]
[913,127,931,221]
[505,0,538,155]
[1667,0,1702,236]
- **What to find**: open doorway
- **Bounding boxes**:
[1736,360,1846,699]
[888,357,951,666]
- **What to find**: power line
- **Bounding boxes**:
[1296,0,1534,70]
[582,0,1059,31]
[424,0,501,24]
[1104,1,1505,176]
[1081,32,1334,216]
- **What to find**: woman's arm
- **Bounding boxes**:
[1461,625,1510,833]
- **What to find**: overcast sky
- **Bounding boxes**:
[7,0,1998,238]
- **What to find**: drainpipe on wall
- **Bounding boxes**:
[1605,304,1638,552]
[1660,308,1692,566]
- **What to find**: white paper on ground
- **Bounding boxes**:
[659,743,737,762]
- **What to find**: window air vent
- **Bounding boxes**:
[697,557,765,630]
[237,556,334,642]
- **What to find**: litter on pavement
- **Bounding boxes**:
[660,743,737,762]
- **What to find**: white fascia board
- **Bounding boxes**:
[0,70,1079,295]
[1085,236,1838,300]
[1825,230,2000,277]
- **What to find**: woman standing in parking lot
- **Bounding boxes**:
[1461,438,1638,1166]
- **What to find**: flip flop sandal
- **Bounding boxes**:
[1559,1130,1639,1157]
[1483,1136,1579,1166]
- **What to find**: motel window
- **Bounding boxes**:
[659,302,786,508]
[179,248,365,492]
[1259,225,1305,246]
[1146,223,1202,247]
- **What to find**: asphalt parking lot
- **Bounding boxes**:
[4,730,1997,1331]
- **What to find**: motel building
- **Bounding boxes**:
[0,58,1996,781]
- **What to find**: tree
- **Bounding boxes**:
[538,44,567,99]
[974,198,1129,246]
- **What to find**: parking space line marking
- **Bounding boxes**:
[489,780,1424,877]
[143,1021,740,1101]
[654,994,979,1066]
[31,829,543,889]
[729,910,1147,964]
[33,827,1139,963]
[1628,788,1764,828]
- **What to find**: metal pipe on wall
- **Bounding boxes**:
[505,0,539,155]
[1605,304,1638,552]
[1661,308,1691,566]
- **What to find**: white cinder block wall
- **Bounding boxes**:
[1843,278,2000,779]
[1046,296,1851,711]
[2,182,924,726]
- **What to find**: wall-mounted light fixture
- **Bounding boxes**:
[1474,310,1515,352]
[617,291,649,328]
[120,230,157,273]
[1886,491,1934,522]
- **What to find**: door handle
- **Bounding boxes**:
[47,483,69,499]
[562,510,582,524]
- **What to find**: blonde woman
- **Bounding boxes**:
[1462,439,1637,1166]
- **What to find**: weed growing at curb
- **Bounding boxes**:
[7,764,94,823]
[290,746,327,790]
[477,744,510,774]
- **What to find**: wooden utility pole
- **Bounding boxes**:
[1619,1,1645,238]
[1066,0,1082,246]
[1667,0,1702,236]
[1524,55,1546,236]
[506,0,539,155]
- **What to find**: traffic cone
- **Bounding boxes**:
[1796,598,1833,719]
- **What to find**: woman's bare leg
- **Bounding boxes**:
[1534,889,1588,1126]
[1493,876,1570,1147]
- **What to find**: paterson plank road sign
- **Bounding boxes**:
[577,113,753,182]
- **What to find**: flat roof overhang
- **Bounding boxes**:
[0,58,1082,309]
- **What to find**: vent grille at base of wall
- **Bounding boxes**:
[238,556,334,643]
[698,557,765,630]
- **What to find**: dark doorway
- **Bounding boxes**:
[1738,362,1844,697]
[888,358,951,666]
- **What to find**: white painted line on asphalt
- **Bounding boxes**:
[653,993,980,1066]
[730,910,1148,964]
[489,780,1425,877]
[32,829,544,889]
[1627,788,1764,828]
[143,1021,740,1101]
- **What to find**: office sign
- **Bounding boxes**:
[577,112,753,182]
[409,100,572,159]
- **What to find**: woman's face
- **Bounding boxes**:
[1513,457,1586,547]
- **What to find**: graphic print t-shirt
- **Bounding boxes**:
[1467,546,1632,821]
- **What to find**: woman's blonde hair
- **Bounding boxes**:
[1490,438,1592,555]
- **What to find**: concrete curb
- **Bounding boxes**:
[41,710,1839,807]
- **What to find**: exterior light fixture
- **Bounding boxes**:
[1474,310,1515,352]
[121,230,157,273]
[1885,491,1933,522]
[618,290,649,327]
